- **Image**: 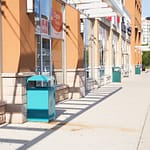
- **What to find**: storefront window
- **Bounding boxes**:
[112,33,118,66]
[34,0,40,33]
[34,0,64,84]
[35,0,52,75]
[100,40,104,66]
[34,0,51,35]
[99,26,106,77]
[42,38,51,73]
[36,36,51,75]
[36,36,41,72]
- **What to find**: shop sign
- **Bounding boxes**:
[107,16,112,21]
[42,17,49,34]
[51,9,63,39]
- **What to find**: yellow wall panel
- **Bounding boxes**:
[66,5,84,69]
[2,0,35,72]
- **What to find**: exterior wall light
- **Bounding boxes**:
[27,0,33,13]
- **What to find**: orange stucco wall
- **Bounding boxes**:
[52,0,62,11]
[65,5,84,69]
[2,0,35,73]
[1,0,84,73]
[19,0,35,72]
[52,39,62,69]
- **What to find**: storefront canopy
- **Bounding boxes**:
[66,0,124,18]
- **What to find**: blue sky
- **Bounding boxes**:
[142,0,150,17]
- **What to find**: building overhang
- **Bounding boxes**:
[66,0,124,18]
[102,0,124,16]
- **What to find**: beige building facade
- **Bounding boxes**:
[0,0,139,123]
[125,0,142,72]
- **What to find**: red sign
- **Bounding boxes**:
[117,16,120,24]
[107,16,112,21]
[42,18,48,34]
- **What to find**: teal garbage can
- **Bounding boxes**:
[26,75,56,122]
[112,67,121,82]
[135,65,141,74]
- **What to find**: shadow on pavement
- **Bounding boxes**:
[0,85,122,150]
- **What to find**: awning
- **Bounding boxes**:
[102,0,124,16]
[67,0,124,18]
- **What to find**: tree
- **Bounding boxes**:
[142,51,150,67]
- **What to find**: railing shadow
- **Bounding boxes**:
[0,85,122,150]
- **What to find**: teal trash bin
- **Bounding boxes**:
[135,65,141,74]
[26,75,56,122]
[112,67,121,82]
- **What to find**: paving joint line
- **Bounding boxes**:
[136,104,150,150]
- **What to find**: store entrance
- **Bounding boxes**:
[36,36,52,76]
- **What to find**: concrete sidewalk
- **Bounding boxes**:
[0,71,150,150]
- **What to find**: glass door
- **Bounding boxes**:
[36,36,52,76]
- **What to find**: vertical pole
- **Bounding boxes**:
[83,18,88,95]
[40,36,43,74]
[62,3,66,84]
[91,19,94,79]
[50,39,52,77]
[39,0,43,75]
[49,0,52,77]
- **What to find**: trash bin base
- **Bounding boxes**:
[27,109,56,122]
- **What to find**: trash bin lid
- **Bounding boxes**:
[27,75,54,82]
[112,67,121,71]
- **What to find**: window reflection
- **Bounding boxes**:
[34,0,51,35]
